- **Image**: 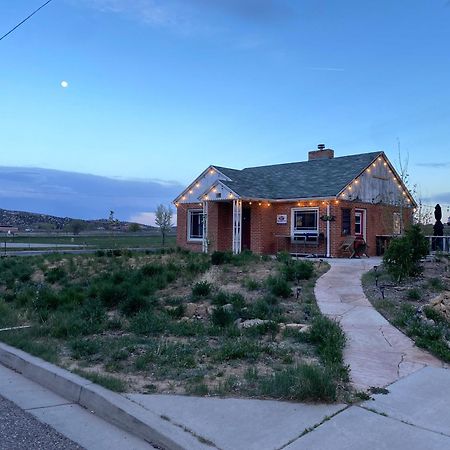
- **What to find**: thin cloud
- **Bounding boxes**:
[75,0,295,32]
[416,162,450,168]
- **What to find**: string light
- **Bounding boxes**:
[335,200,339,204]
[367,168,371,173]
[182,196,186,200]
[258,202,262,206]
[267,202,271,206]
[209,169,215,175]
[249,201,252,205]
[355,179,359,184]
[175,203,179,207]
[189,189,193,194]
[195,183,200,188]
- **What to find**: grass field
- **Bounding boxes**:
[0,250,350,402]
[1,234,176,250]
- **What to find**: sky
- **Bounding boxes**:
[1,0,450,223]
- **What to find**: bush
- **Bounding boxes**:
[119,294,151,316]
[192,281,212,298]
[267,276,291,298]
[211,306,235,328]
[258,364,337,402]
[383,224,428,281]
[45,267,66,284]
[406,288,422,300]
[70,338,100,359]
[129,310,169,335]
[212,291,229,306]
[307,316,348,379]
[211,251,232,266]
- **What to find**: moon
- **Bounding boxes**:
[61,80,69,88]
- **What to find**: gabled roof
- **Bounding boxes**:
[213,151,382,200]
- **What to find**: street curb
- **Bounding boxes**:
[0,342,212,450]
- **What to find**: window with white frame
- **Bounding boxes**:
[188,209,204,241]
[291,208,319,236]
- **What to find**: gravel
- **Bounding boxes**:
[0,394,84,450]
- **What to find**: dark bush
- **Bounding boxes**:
[45,267,66,284]
[211,251,232,265]
[212,291,229,306]
[211,306,235,328]
[119,294,151,316]
[192,281,212,298]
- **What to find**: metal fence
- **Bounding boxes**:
[425,236,450,253]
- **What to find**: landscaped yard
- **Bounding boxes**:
[362,253,450,363]
[0,250,350,402]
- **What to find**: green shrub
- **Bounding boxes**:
[119,294,151,316]
[259,364,337,402]
[192,281,211,298]
[211,306,235,328]
[281,260,315,281]
[70,338,100,359]
[212,291,229,306]
[243,278,259,291]
[428,277,445,291]
[0,299,18,328]
[383,224,428,281]
[129,310,169,335]
[267,276,291,298]
[45,267,66,284]
[211,251,232,265]
[213,338,263,361]
[307,316,347,378]
[406,288,422,300]
[166,304,185,319]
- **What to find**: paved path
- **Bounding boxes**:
[0,364,154,450]
[315,258,445,390]
[0,394,83,450]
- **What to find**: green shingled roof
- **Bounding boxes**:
[214,151,382,199]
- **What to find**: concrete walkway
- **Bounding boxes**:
[0,364,155,450]
[315,258,445,390]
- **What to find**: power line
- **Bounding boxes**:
[0,0,54,42]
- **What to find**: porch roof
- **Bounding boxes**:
[214,151,382,200]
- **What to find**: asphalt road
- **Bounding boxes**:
[0,394,84,450]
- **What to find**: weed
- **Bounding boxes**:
[406,288,422,300]
[73,369,127,392]
[211,307,235,328]
[259,364,337,402]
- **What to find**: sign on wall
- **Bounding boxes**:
[277,214,288,224]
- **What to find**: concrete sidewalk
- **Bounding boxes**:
[315,257,445,389]
[0,364,154,450]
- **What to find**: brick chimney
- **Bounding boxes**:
[308,144,334,161]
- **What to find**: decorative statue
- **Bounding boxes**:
[433,204,444,250]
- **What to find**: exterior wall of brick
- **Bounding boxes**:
[176,200,414,257]
[176,203,203,252]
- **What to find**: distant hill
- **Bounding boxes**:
[0,166,182,224]
[0,208,154,232]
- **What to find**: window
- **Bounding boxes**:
[341,208,351,236]
[188,209,204,241]
[393,212,401,235]
[292,208,319,235]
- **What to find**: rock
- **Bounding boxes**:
[238,319,269,329]
[222,303,234,312]
[283,323,311,333]
[429,291,450,320]
[184,302,211,319]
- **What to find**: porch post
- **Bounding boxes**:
[326,203,331,258]
[202,201,208,254]
[232,199,242,254]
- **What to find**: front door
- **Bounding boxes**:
[242,207,251,250]
[354,209,366,240]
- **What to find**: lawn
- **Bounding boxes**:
[362,253,450,363]
[1,234,176,250]
[0,250,349,402]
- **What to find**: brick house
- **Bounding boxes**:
[174,145,416,257]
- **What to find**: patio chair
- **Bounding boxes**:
[339,236,356,258]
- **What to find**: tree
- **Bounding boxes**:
[128,222,141,232]
[70,220,85,235]
[155,204,173,247]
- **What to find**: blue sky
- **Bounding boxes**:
[1,0,450,221]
